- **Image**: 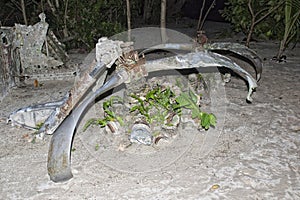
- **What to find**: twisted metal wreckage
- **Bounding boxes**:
[0,13,69,101]
[4,20,262,182]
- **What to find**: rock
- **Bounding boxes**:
[129,123,153,145]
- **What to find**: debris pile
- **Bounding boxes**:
[0,13,69,101]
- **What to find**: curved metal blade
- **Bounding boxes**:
[208,42,263,81]
[139,43,194,55]
[145,51,257,102]
[140,42,262,82]
[47,69,128,182]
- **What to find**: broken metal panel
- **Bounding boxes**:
[14,13,63,76]
[45,30,69,64]
[7,95,69,130]
[0,29,10,100]
[0,26,19,101]
[0,13,71,100]
[206,42,263,81]
[7,37,131,136]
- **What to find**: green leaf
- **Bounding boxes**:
[130,105,139,112]
[175,91,199,111]
[97,119,107,127]
[103,101,110,109]
[83,95,125,131]
[209,114,217,127]
[191,109,200,119]
[145,89,157,100]
[189,90,198,103]
[116,116,124,126]
[175,93,191,107]
[199,112,217,130]
[82,118,97,132]
[95,144,100,151]
[200,112,210,130]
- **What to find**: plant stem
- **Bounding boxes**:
[199,0,216,31]
[277,0,300,59]
[197,0,206,31]
[246,0,284,47]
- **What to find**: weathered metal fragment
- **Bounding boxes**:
[145,50,257,102]
[14,13,64,76]
[140,42,262,82]
[5,35,263,182]
[7,37,129,136]
[207,42,263,81]
[48,69,129,182]
[0,27,19,100]
[7,95,68,130]
[0,13,71,100]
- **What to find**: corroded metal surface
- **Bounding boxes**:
[7,38,128,136]
[145,50,258,102]
[0,27,18,100]
[14,13,64,76]
[207,42,263,81]
[6,36,262,182]
[0,13,71,100]
[48,69,129,182]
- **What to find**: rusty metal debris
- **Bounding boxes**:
[0,13,69,101]
[15,13,64,74]
[7,37,131,137]
[6,33,262,182]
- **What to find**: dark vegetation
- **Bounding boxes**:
[0,0,299,58]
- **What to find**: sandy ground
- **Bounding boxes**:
[0,22,300,199]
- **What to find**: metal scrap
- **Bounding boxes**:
[5,35,263,182]
[0,13,70,101]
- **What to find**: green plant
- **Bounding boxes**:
[245,0,285,46]
[83,96,124,131]
[84,84,216,132]
[130,86,181,124]
[175,90,216,130]
[35,122,44,130]
[33,122,44,135]
[8,0,126,50]
[131,86,216,130]
[276,0,300,59]
[66,0,126,49]
[221,0,285,45]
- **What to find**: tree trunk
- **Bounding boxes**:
[160,0,167,43]
[143,0,151,23]
[20,0,28,25]
[63,0,69,38]
[246,18,255,47]
[126,0,131,41]
[167,0,186,19]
